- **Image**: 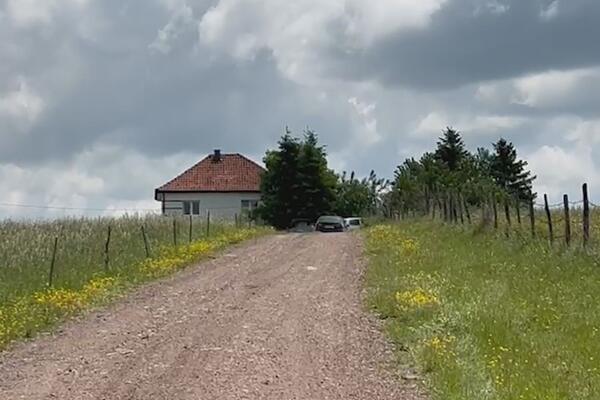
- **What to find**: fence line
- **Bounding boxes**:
[398,183,596,249]
[0,202,255,221]
[1,213,258,289]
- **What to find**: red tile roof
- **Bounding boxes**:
[157,153,265,193]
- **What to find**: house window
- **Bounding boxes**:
[183,201,200,215]
[241,200,258,212]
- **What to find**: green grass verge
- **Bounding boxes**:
[0,217,270,350]
[364,222,600,399]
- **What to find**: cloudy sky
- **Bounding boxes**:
[1,0,600,217]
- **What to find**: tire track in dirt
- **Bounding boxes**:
[0,233,424,400]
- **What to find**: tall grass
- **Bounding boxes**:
[0,215,268,349]
[436,203,600,250]
[365,221,600,399]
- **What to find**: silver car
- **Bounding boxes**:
[344,217,362,230]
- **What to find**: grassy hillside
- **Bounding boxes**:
[365,221,600,399]
[0,215,269,350]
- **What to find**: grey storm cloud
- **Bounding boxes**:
[2,0,600,217]
[342,0,600,89]
[0,0,353,165]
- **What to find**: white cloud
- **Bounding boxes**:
[414,111,525,138]
[6,0,90,28]
[198,0,345,80]
[475,82,508,104]
[149,0,195,54]
[512,68,592,107]
[526,144,599,202]
[343,0,447,44]
[475,67,600,112]
[326,151,349,174]
[540,0,559,21]
[0,78,45,132]
[474,1,510,16]
[414,112,449,136]
[197,0,446,82]
[0,144,200,218]
[567,119,600,145]
[348,96,380,146]
[6,0,55,27]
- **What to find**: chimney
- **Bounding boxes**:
[213,149,221,162]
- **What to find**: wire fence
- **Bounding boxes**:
[0,202,256,222]
[396,183,597,250]
[0,209,259,299]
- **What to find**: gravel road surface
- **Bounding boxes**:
[0,233,423,399]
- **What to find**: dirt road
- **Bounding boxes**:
[0,233,421,399]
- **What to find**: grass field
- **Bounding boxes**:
[0,215,269,350]
[365,221,600,399]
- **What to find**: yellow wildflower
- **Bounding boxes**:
[396,288,439,308]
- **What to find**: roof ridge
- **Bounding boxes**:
[157,154,211,191]
[234,152,266,172]
[156,152,265,193]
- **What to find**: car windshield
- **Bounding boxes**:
[317,216,342,224]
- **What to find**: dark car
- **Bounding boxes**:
[289,218,314,232]
[315,216,346,232]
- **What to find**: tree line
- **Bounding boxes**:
[385,127,536,217]
[258,129,387,229]
[257,127,535,229]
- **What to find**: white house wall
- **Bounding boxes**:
[162,192,261,220]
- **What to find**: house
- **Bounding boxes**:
[154,150,265,219]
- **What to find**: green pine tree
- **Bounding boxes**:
[258,132,302,229]
[490,138,536,200]
[296,130,337,222]
[258,129,336,229]
[434,127,469,171]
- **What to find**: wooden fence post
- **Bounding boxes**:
[424,186,430,217]
[442,194,448,222]
[482,197,490,226]
[462,198,472,225]
[188,215,193,243]
[206,211,211,237]
[492,195,498,230]
[104,225,112,271]
[583,183,590,247]
[48,236,59,287]
[452,193,459,223]
[173,218,177,246]
[462,194,471,224]
[504,197,511,226]
[503,197,511,237]
[448,193,453,223]
[563,194,571,247]
[141,225,151,258]
[235,213,239,228]
[544,194,554,245]
[456,193,465,225]
[529,198,535,237]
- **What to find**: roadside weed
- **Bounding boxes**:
[365,222,600,399]
[0,217,269,350]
